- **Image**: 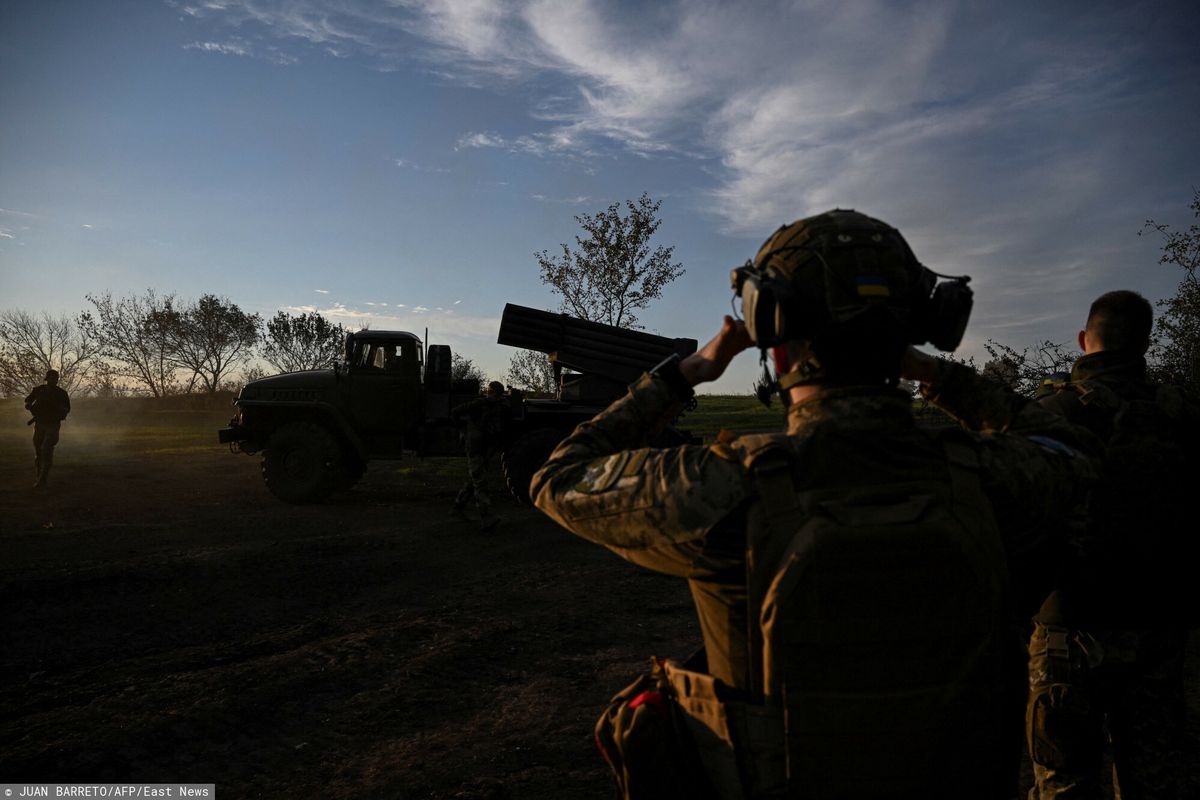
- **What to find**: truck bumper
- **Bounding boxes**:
[218,426,246,444]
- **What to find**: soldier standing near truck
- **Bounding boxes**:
[450,380,509,531]
[24,369,71,489]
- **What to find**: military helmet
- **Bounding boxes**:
[731,209,972,353]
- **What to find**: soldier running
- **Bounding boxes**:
[450,380,509,531]
[24,369,71,489]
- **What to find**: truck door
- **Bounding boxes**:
[347,339,421,455]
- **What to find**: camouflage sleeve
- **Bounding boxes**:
[921,360,1100,452]
[924,361,1101,612]
[531,373,751,579]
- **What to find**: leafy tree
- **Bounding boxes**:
[170,295,261,392]
[505,348,558,395]
[80,290,182,397]
[0,310,99,397]
[535,192,685,330]
[260,311,347,374]
[451,352,487,384]
[1142,189,1200,391]
[514,193,685,389]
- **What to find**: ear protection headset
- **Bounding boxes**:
[729,216,973,352]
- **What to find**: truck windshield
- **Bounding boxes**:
[351,339,419,373]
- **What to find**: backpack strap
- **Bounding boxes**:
[739,434,801,702]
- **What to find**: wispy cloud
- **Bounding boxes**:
[183,37,298,64]
[314,288,329,294]
[531,193,590,205]
[0,207,41,219]
[0,230,15,240]
[392,157,450,173]
[280,301,499,339]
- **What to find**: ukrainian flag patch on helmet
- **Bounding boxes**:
[856,275,891,297]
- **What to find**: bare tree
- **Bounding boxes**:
[981,339,1079,398]
[505,349,558,394]
[169,295,261,392]
[80,289,182,397]
[0,310,99,397]
[260,311,347,374]
[535,192,685,330]
[1142,189,1200,391]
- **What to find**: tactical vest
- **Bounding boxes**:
[667,429,1020,799]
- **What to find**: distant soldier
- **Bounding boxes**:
[1028,290,1199,799]
[532,209,1099,799]
[24,369,71,488]
[450,380,509,531]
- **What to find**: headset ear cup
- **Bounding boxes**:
[754,285,780,347]
[927,280,974,351]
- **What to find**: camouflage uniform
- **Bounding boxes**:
[1027,350,1198,800]
[451,395,509,523]
[532,360,1097,798]
[24,382,71,487]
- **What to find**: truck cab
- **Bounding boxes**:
[219,330,479,502]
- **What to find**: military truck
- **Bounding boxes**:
[219,307,696,504]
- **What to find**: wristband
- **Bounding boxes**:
[648,353,695,403]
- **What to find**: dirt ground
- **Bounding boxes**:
[1,402,1197,799]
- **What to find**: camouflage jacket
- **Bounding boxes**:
[24,384,71,424]
[1035,350,1200,627]
[531,362,1098,690]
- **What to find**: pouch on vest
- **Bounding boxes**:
[594,655,718,800]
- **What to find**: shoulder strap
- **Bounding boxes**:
[740,435,800,701]
[940,433,1009,582]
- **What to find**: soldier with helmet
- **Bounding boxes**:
[450,380,509,531]
[532,209,1099,799]
[24,368,71,489]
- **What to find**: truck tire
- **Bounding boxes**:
[261,422,345,503]
[333,455,366,492]
[502,427,565,506]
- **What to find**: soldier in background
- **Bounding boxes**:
[24,369,71,489]
[450,380,509,531]
[1028,290,1199,799]
[532,209,1099,799]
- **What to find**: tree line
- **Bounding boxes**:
[0,295,351,399]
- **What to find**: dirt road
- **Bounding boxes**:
[1,403,1197,798]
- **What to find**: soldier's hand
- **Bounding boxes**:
[680,316,754,386]
[899,346,941,385]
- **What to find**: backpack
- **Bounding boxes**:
[733,430,1021,799]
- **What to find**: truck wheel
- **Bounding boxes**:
[334,456,366,492]
[502,428,564,506]
[261,422,344,503]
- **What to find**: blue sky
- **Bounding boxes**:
[2,0,1198,393]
